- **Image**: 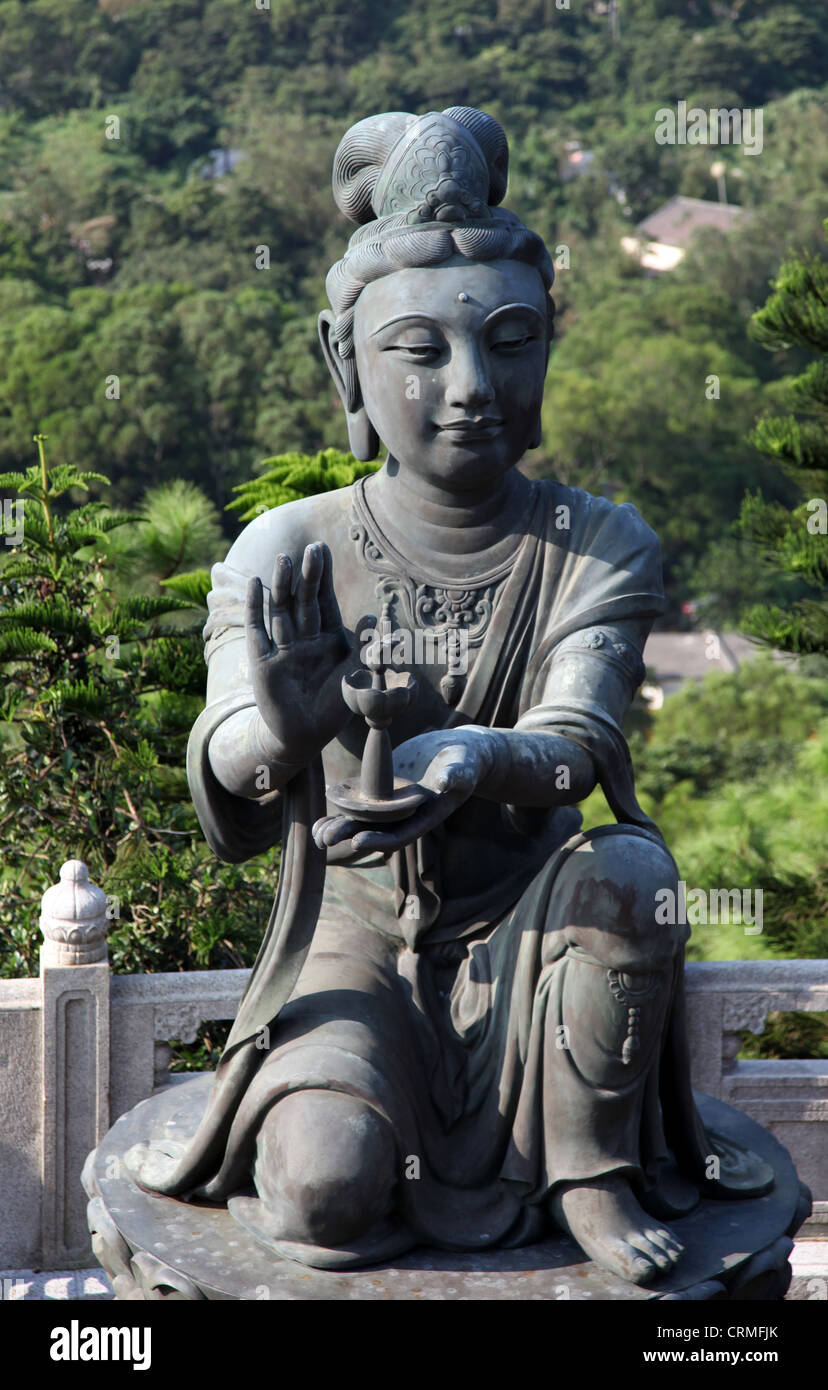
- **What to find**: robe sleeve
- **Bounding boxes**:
[513,488,666,834]
[522,486,666,704]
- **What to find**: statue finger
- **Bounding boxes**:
[269,553,295,647]
[431,762,474,795]
[349,827,398,855]
[349,821,427,855]
[422,747,472,794]
[245,577,272,664]
[313,814,362,848]
[311,815,337,849]
[294,542,324,638]
[317,543,344,632]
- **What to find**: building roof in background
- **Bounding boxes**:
[635,196,745,249]
[643,631,791,701]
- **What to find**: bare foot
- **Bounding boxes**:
[550,1173,685,1285]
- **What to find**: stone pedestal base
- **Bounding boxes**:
[83,1075,810,1301]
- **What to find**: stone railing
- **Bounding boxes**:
[1,860,826,1270]
[1,861,248,1271]
[684,960,828,1230]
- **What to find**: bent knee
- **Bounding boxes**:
[555,829,682,963]
[254,1090,396,1246]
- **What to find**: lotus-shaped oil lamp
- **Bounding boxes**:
[327,606,431,823]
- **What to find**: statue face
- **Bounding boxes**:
[353,256,549,490]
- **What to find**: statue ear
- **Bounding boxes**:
[318,310,355,411]
[318,310,380,462]
[528,298,553,449]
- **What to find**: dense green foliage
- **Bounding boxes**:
[227,448,379,522]
[735,227,828,655]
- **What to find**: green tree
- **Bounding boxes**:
[538,277,775,594]
[226,447,380,522]
[0,279,304,510]
[103,479,224,597]
[738,227,828,657]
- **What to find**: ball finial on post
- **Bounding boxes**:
[40,860,110,966]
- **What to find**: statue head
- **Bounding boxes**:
[319,107,555,488]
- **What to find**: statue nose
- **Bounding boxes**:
[446,349,495,409]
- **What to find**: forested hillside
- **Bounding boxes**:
[0,0,826,601]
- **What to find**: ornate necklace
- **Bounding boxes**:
[350,477,533,705]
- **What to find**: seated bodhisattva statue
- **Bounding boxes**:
[138,106,773,1284]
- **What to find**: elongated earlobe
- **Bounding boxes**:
[347,413,380,462]
[318,311,380,461]
[528,415,542,449]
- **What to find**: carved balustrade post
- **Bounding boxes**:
[39,859,111,1267]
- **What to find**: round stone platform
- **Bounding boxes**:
[82,1075,810,1301]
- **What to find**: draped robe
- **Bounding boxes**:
[137,478,745,1265]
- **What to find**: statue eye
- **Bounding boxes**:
[406,344,441,357]
[491,333,535,353]
[380,323,441,361]
[383,344,441,366]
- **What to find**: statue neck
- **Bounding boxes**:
[364,461,535,580]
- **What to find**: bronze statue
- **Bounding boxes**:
[137,106,773,1284]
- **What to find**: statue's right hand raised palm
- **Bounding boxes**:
[246,542,368,768]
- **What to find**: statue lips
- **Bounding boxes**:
[438,416,504,442]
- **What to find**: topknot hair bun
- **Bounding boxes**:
[331,106,509,227]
